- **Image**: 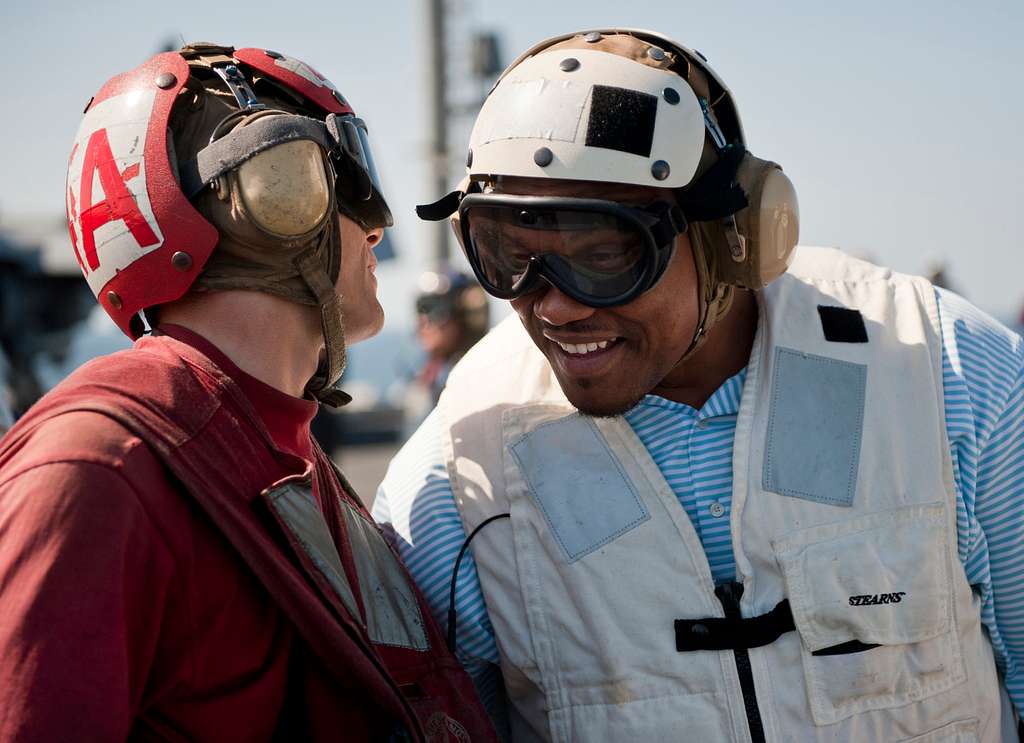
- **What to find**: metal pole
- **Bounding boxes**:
[427,0,449,267]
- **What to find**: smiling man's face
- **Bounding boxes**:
[498,177,701,417]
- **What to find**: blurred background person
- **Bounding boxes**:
[405,269,490,427]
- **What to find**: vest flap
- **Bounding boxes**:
[508,413,650,563]
[264,478,362,622]
[338,499,430,650]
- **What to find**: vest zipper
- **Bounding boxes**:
[715,581,767,743]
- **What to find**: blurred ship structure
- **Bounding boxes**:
[0,214,115,419]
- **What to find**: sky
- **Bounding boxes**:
[2,0,1022,327]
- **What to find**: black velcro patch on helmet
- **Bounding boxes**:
[585,85,658,158]
[818,306,869,343]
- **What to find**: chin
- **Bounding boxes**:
[560,378,644,418]
[346,304,385,345]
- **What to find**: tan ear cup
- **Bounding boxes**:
[236,139,332,237]
[717,154,799,289]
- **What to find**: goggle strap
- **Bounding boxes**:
[648,204,688,247]
[675,145,749,223]
[180,114,334,198]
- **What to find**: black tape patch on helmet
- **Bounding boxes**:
[585,85,658,158]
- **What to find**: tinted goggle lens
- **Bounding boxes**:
[333,115,393,229]
[462,203,656,304]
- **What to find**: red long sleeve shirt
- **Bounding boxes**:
[0,326,334,741]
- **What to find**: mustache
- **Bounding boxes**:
[539,320,620,336]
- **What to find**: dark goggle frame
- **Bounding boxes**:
[457,193,688,308]
[328,114,392,229]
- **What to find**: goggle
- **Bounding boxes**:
[457,194,687,308]
[189,109,393,231]
[329,114,392,230]
[416,294,456,321]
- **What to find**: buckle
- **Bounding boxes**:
[212,64,266,111]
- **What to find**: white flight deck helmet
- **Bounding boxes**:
[433,29,800,355]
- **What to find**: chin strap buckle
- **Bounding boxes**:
[722,214,747,263]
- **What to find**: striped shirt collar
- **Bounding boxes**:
[628,366,748,422]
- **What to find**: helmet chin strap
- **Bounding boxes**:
[676,221,735,365]
[296,227,351,408]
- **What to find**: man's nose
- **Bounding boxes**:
[365,227,384,248]
[532,283,597,327]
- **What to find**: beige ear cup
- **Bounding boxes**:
[717,154,799,289]
[236,139,331,237]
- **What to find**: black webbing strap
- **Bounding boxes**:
[649,203,688,247]
[676,599,881,656]
[179,114,334,198]
[676,599,796,652]
[675,145,749,223]
[416,190,463,222]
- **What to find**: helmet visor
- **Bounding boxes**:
[459,195,685,307]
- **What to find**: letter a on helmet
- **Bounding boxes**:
[66,52,218,337]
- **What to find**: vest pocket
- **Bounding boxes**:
[772,503,965,726]
[896,717,979,743]
[556,691,731,743]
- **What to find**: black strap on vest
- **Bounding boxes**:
[675,599,796,652]
[676,598,881,656]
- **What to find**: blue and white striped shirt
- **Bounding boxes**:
[373,287,1024,716]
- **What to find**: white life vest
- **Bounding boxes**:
[437,247,1017,742]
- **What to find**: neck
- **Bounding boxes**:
[651,288,758,409]
[159,290,322,398]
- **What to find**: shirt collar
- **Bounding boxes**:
[634,366,747,422]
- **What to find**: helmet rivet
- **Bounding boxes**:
[533,147,554,167]
[466,149,474,167]
[663,88,680,105]
[584,31,602,43]
[155,72,177,89]
[264,49,283,59]
[106,291,123,310]
[559,57,580,72]
[518,210,537,226]
[647,46,667,62]
[225,64,240,76]
[333,89,348,106]
[171,251,193,271]
[651,160,671,181]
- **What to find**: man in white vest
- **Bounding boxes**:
[375,29,1024,742]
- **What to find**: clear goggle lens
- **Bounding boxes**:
[460,197,684,307]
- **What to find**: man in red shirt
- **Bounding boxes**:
[0,43,494,742]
